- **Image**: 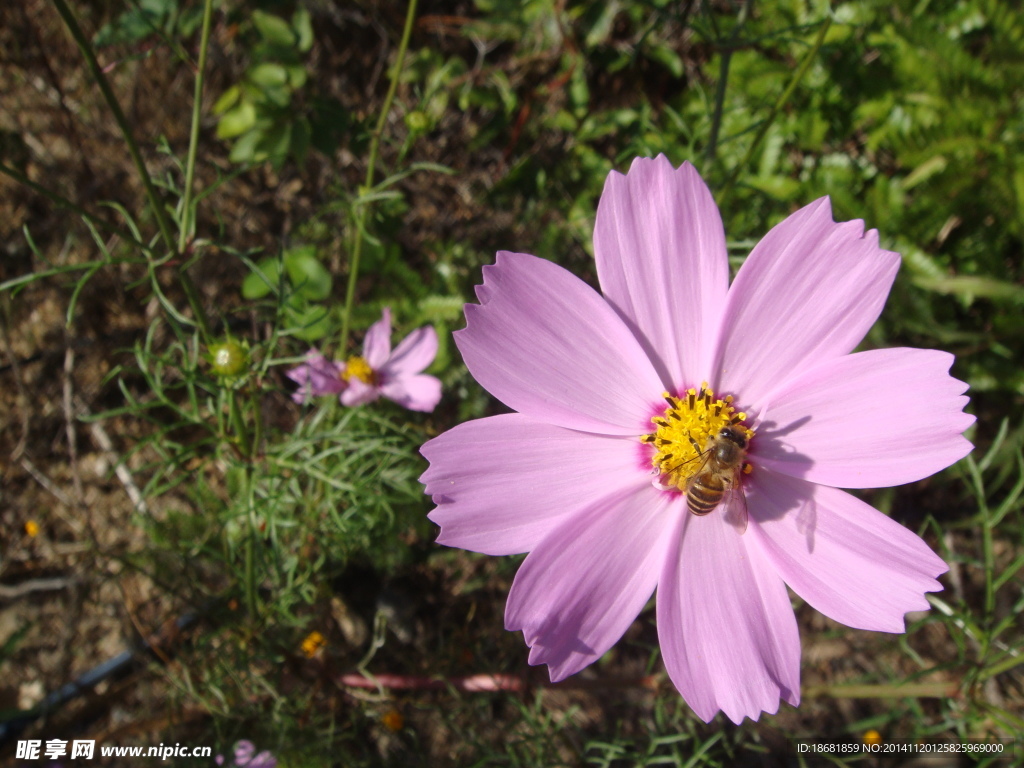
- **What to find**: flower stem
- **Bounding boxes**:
[243,466,257,618]
[178,0,216,255]
[718,15,832,205]
[704,0,752,167]
[228,387,252,459]
[49,0,212,342]
[49,0,176,255]
[803,682,959,699]
[339,0,419,355]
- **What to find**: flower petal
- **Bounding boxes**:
[341,378,378,407]
[362,307,393,368]
[594,156,729,388]
[712,198,901,405]
[456,252,664,435]
[747,469,947,632]
[382,325,437,377]
[380,374,442,412]
[751,348,974,488]
[658,511,801,724]
[505,483,676,680]
[423,414,647,555]
[284,349,344,403]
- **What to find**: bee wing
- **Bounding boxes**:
[721,482,749,535]
[668,448,712,484]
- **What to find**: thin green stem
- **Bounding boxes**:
[704,0,752,168]
[982,493,996,629]
[179,0,215,254]
[979,650,1024,682]
[244,530,256,618]
[0,161,154,254]
[243,466,257,618]
[228,387,252,459]
[50,0,176,254]
[179,269,212,342]
[803,682,959,699]
[966,456,995,657]
[718,16,832,205]
[339,0,419,354]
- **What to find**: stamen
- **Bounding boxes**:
[641,384,754,492]
[341,355,377,385]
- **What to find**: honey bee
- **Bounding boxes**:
[669,426,750,533]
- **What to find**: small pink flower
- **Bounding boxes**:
[285,309,442,412]
[285,349,344,404]
[216,740,277,768]
[421,156,973,723]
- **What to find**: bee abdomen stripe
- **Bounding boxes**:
[687,485,722,515]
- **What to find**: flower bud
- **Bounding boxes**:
[208,339,249,377]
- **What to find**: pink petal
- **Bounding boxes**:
[505,484,677,680]
[382,325,437,377]
[751,348,974,488]
[658,511,801,724]
[747,469,947,632]
[422,414,647,555]
[362,307,393,368]
[380,374,442,412]
[233,741,256,764]
[456,252,664,436]
[712,198,901,406]
[284,349,344,403]
[340,378,378,407]
[593,156,729,388]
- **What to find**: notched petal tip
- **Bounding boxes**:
[750,472,952,633]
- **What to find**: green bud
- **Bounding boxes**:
[208,339,249,377]
[404,110,430,133]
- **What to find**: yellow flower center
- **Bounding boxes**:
[341,355,377,385]
[640,383,753,492]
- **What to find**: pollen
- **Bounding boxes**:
[641,382,753,491]
[341,355,377,385]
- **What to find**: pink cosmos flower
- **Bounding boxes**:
[285,308,442,412]
[215,740,277,768]
[420,156,973,724]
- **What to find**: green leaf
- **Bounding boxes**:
[93,0,175,47]
[293,7,314,52]
[242,257,282,300]
[254,121,293,169]
[285,64,308,90]
[913,275,1024,303]
[583,0,619,48]
[248,63,289,88]
[228,129,261,164]
[284,246,332,300]
[216,102,257,139]
[212,84,241,115]
[647,44,683,78]
[903,155,948,189]
[287,303,332,341]
[251,10,296,47]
